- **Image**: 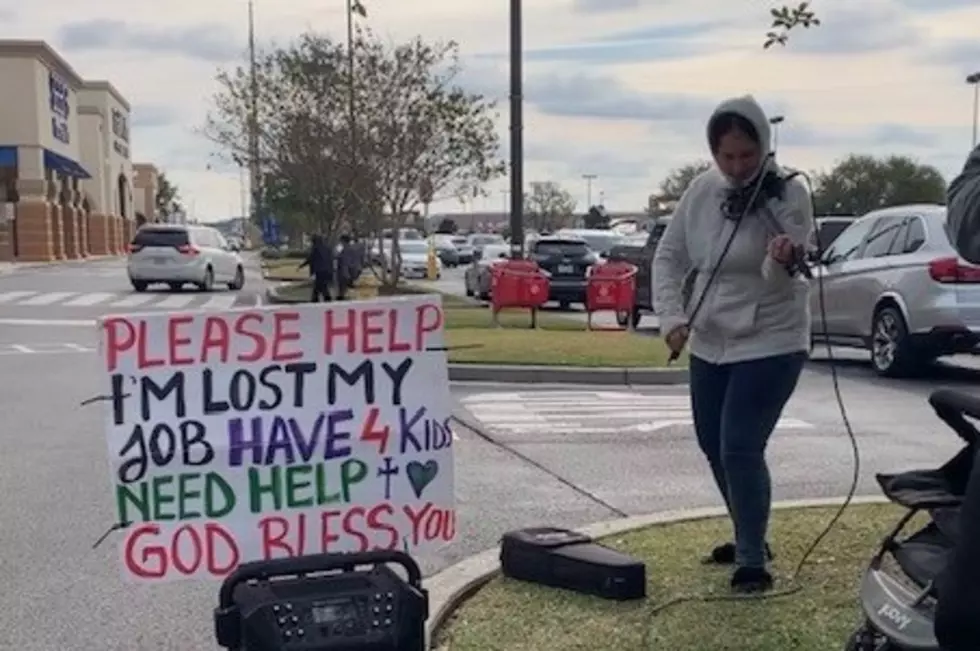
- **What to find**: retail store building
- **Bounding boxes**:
[0,40,148,261]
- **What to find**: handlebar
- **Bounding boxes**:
[217,550,423,608]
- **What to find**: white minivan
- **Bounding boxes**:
[127,224,245,292]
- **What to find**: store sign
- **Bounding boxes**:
[49,72,70,145]
[111,108,129,159]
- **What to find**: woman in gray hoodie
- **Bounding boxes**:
[653,95,814,593]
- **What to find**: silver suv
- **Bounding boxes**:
[811,204,980,377]
[127,224,245,293]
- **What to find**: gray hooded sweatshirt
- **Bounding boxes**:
[947,145,980,265]
[652,95,814,365]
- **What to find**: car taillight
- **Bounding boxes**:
[928,257,980,283]
[177,244,199,255]
[128,244,142,254]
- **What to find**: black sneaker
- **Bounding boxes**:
[731,566,773,594]
[702,542,774,565]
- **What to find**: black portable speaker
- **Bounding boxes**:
[499,527,646,601]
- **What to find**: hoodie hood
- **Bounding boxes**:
[707,94,773,186]
[947,145,980,264]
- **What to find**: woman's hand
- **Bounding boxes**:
[664,324,689,356]
[768,234,795,264]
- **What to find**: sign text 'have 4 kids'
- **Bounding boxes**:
[98,294,455,582]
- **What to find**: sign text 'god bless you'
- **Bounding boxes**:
[100,295,456,582]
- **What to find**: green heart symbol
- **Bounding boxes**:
[406,460,439,498]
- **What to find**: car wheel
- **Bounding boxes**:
[131,280,148,292]
[870,305,919,377]
[198,267,215,292]
[465,285,474,297]
[228,266,245,290]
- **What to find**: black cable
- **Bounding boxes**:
[642,168,862,639]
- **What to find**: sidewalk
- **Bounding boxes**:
[0,255,123,275]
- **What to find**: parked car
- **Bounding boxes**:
[555,228,626,257]
[451,235,474,264]
[529,235,598,308]
[604,215,673,327]
[810,203,980,377]
[464,242,509,300]
[391,240,441,279]
[468,233,505,260]
[127,224,245,292]
[432,234,461,267]
[814,215,857,255]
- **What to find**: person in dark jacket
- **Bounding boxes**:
[934,144,980,651]
[298,235,334,302]
[336,234,360,300]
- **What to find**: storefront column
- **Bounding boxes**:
[87,212,108,255]
[61,181,81,260]
[0,203,13,261]
[15,178,55,261]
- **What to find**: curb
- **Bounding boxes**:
[423,494,890,647]
[447,364,687,385]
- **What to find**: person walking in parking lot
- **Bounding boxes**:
[336,234,359,300]
[652,95,814,594]
[298,234,334,302]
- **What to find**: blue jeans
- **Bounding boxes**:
[689,351,807,568]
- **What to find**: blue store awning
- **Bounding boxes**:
[0,146,16,167]
[43,149,90,179]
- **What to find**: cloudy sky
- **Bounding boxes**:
[5,0,979,221]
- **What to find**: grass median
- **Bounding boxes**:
[270,280,677,367]
[262,258,308,280]
[437,503,901,651]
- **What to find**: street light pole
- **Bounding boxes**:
[508,0,524,257]
[968,72,980,148]
[769,115,784,153]
[582,173,596,207]
[247,0,261,225]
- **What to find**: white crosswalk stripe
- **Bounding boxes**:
[20,291,76,305]
[0,291,37,303]
[63,292,116,306]
[0,290,251,311]
[460,390,814,435]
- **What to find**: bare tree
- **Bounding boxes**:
[524,182,576,232]
[204,35,366,243]
[353,28,505,285]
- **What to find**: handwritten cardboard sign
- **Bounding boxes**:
[98,294,455,582]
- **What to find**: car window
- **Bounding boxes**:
[815,220,852,253]
[452,236,468,245]
[861,215,906,259]
[822,218,875,264]
[903,217,926,253]
[533,240,589,256]
[133,228,189,247]
[578,234,620,253]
